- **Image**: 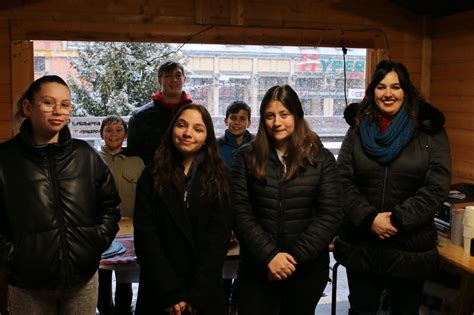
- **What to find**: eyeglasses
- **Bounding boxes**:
[36,98,73,114]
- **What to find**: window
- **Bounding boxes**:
[34,56,45,72]
[33,41,366,155]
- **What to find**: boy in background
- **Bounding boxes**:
[98,115,145,315]
[218,101,254,170]
[217,101,253,312]
[127,60,192,165]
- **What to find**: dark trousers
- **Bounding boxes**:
[346,269,425,315]
[238,266,328,315]
[0,272,8,315]
[97,269,133,315]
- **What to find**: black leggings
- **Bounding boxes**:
[97,269,133,315]
[347,269,425,315]
[238,266,328,315]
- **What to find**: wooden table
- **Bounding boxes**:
[116,217,133,237]
[438,236,474,273]
[437,236,474,314]
[99,217,139,283]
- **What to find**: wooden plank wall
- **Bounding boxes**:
[0,20,12,142]
[432,11,474,183]
[11,40,34,134]
[0,0,429,135]
[0,21,10,313]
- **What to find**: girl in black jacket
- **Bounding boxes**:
[335,60,451,314]
[134,104,232,315]
[0,75,120,314]
[232,85,343,315]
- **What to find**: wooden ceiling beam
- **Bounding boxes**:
[10,19,385,48]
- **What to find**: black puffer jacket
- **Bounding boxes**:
[127,97,192,165]
[232,142,343,272]
[334,102,451,278]
[0,121,120,289]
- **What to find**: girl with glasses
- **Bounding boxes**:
[0,75,120,314]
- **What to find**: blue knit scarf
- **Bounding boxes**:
[360,104,415,164]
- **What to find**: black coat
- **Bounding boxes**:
[334,102,451,278]
[127,98,192,165]
[0,120,120,289]
[134,166,232,315]
[232,143,343,284]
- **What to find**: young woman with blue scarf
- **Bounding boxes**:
[334,60,451,315]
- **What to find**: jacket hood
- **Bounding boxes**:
[343,101,445,133]
[417,100,446,134]
[151,91,193,111]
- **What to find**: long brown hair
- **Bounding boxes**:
[250,85,321,182]
[153,103,230,201]
[357,60,421,126]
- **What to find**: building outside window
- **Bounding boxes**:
[34,56,46,73]
[33,41,366,155]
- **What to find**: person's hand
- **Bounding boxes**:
[267,252,297,281]
[187,304,197,315]
[371,212,398,239]
[165,301,187,315]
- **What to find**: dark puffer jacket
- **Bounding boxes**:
[334,102,451,278]
[232,142,343,273]
[217,129,254,171]
[127,96,192,165]
[0,120,120,289]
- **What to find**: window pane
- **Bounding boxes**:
[33,41,366,156]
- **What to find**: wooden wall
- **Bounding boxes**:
[1,0,427,81]
[0,20,12,142]
[432,10,474,183]
[0,19,33,141]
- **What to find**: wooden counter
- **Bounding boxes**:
[437,236,474,274]
[437,235,474,314]
[437,200,474,314]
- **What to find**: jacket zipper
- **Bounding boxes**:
[277,164,285,243]
[47,149,71,287]
[380,166,388,211]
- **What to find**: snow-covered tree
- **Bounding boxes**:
[69,42,178,116]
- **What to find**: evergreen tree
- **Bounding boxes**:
[69,42,178,116]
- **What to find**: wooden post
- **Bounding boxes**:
[420,16,432,100]
[366,48,388,86]
[10,39,33,136]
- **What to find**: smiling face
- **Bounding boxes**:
[159,66,185,100]
[172,109,208,161]
[225,109,251,139]
[101,121,127,155]
[23,82,72,145]
[263,100,295,153]
[374,71,405,116]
